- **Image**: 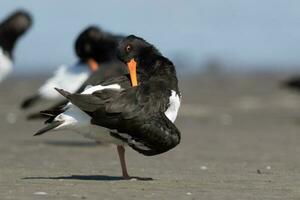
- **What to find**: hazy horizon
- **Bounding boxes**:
[1,0,300,74]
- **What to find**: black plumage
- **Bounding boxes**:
[281,76,300,91]
[35,35,182,178]
[42,35,182,156]
[75,26,123,64]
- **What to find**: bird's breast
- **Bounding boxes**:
[0,48,12,82]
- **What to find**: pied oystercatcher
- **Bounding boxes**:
[34,35,181,178]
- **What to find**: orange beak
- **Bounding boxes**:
[127,59,138,87]
[87,59,99,72]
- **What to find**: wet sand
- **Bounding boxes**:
[1,73,300,199]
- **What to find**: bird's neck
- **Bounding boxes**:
[138,55,180,93]
[0,31,18,58]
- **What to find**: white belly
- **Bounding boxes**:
[0,48,12,83]
[54,84,123,145]
[164,90,181,122]
[56,105,123,145]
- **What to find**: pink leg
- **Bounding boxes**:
[117,145,130,179]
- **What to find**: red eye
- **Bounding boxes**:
[126,45,132,53]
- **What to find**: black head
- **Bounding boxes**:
[117,35,165,87]
[0,10,32,58]
[75,26,121,64]
[117,35,161,64]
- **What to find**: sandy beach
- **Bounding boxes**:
[0,73,300,200]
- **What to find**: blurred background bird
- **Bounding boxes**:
[20,26,124,114]
[0,10,32,83]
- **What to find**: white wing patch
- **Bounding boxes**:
[164,90,181,123]
[81,84,121,95]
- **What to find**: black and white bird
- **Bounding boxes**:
[0,10,32,82]
[34,35,181,179]
[21,26,123,109]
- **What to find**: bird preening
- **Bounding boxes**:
[33,35,182,179]
[0,9,182,179]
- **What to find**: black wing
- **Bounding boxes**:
[26,69,131,120]
[56,80,180,156]
[76,61,127,93]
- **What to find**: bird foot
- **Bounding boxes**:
[122,174,131,180]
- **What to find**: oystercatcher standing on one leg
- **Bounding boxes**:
[34,35,182,179]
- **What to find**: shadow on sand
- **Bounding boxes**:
[23,175,153,181]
